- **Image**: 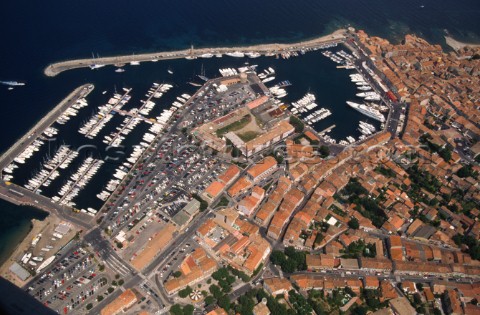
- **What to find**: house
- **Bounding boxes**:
[101,289,137,315]
[246,156,278,183]
[263,277,293,297]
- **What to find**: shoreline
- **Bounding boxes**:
[444,35,480,51]
[0,217,49,287]
[44,29,347,77]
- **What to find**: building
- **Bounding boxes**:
[172,199,201,228]
[203,181,226,203]
[246,156,278,183]
[443,289,463,315]
[164,248,217,295]
[243,120,295,157]
[100,289,137,315]
[218,164,241,186]
[388,297,417,315]
[238,186,265,216]
[253,298,270,315]
[263,277,293,297]
[206,308,228,315]
[227,177,253,197]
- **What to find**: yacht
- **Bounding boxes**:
[346,101,385,122]
[226,51,244,58]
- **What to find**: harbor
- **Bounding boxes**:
[44,29,346,77]
[0,31,401,233]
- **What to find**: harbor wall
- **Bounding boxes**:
[44,29,347,77]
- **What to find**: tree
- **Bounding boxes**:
[97,295,104,302]
[118,279,124,286]
[179,286,193,298]
[86,303,93,311]
[170,304,183,315]
[107,287,114,293]
[232,146,241,158]
[204,295,216,306]
[183,305,194,315]
[289,116,304,133]
[416,283,424,291]
[270,251,286,265]
[218,294,231,311]
[318,145,330,158]
[236,294,255,315]
[209,284,222,299]
[282,259,298,273]
[115,274,120,279]
[173,271,182,278]
[348,217,360,229]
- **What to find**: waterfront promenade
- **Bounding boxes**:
[44,29,346,76]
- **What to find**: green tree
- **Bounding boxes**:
[97,295,104,302]
[86,303,93,311]
[204,295,216,305]
[209,284,222,299]
[170,304,183,315]
[270,251,286,265]
[218,295,231,311]
[348,217,360,229]
[107,287,114,293]
[173,271,182,278]
[178,286,193,298]
[183,305,194,315]
[289,116,304,133]
[318,145,330,158]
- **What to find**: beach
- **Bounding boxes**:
[445,36,480,51]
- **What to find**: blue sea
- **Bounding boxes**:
[0,0,478,265]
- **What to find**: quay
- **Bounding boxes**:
[44,29,347,77]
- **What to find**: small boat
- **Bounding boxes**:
[102,91,107,95]
[115,68,125,73]
[168,69,173,74]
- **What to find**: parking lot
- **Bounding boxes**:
[26,247,115,314]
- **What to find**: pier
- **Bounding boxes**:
[318,124,336,135]
[0,85,96,228]
[0,84,93,171]
[44,29,347,77]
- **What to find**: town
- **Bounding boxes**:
[0,28,479,315]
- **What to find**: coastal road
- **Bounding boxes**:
[0,182,92,229]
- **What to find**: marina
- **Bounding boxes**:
[1,33,396,218]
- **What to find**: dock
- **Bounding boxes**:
[0,85,96,228]
[44,29,347,77]
[0,84,93,171]
[318,124,336,135]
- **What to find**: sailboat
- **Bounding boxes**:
[89,53,105,70]
[197,64,208,81]
[130,53,140,66]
